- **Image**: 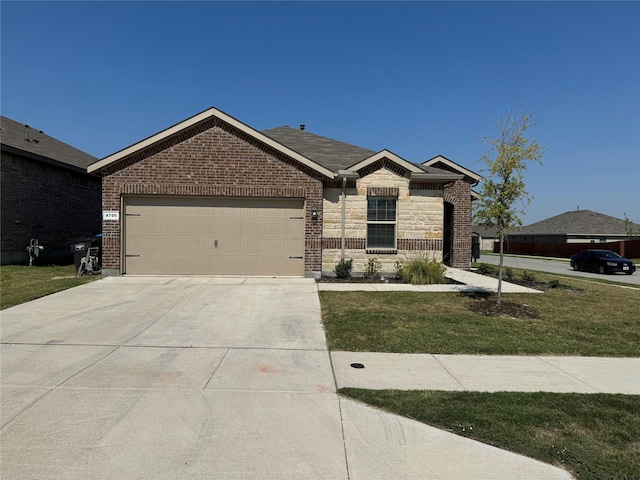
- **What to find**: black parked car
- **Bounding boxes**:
[570,249,636,275]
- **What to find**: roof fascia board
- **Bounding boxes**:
[88,107,336,178]
[348,150,423,174]
[2,143,97,176]
[423,155,482,182]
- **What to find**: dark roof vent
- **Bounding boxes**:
[299,124,305,131]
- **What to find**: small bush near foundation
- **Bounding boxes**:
[399,255,446,285]
[364,258,382,280]
[394,261,404,280]
[334,258,353,279]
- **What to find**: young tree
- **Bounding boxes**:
[623,212,640,240]
[474,108,545,304]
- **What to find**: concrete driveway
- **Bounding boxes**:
[1,277,571,479]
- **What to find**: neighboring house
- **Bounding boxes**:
[472,225,499,251]
[1,116,101,265]
[506,209,640,244]
[88,107,480,277]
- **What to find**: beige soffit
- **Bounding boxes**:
[88,107,336,178]
[347,149,424,174]
[423,155,482,183]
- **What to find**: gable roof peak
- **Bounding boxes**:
[88,107,335,178]
[423,154,481,184]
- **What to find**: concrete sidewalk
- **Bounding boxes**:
[332,352,640,394]
[318,267,543,293]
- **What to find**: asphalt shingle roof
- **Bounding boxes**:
[262,126,456,176]
[518,210,640,235]
[472,225,499,238]
[261,126,375,172]
[1,116,98,170]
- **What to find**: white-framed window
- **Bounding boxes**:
[367,197,396,248]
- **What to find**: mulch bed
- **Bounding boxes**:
[466,300,541,319]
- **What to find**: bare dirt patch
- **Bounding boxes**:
[466,300,541,319]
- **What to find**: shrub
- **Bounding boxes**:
[477,263,498,276]
[504,267,514,282]
[394,261,404,280]
[364,258,382,280]
[522,270,536,282]
[399,255,446,285]
[334,258,353,279]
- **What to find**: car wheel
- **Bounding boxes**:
[573,263,580,271]
[598,265,605,274]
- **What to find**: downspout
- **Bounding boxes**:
[341,176,347,259]
[336,170,359,259]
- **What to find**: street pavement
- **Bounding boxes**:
[0,274,600,479]
[477,253,640,286]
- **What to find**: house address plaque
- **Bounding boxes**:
[103,211,120,221]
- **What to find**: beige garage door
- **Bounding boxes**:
[124,196,305,275]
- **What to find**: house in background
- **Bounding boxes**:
[1,116,101,265]
[472,225,499,251]
[88,107,480,277]
[506,209,640,244]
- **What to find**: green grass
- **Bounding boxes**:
[320,272,640,356]
[339,389,640,480]
[1,265,100,310]
[323,268,640,479]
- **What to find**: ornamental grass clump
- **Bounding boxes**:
[399,255,446,285]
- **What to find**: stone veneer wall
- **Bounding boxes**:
[321,167,444,274]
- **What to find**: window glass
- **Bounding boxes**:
[367,197,396,248]
[367,224,395,248]
[367,198,396,222]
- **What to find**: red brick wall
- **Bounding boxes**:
[444,179,473,269]
[101,120,323,275]
[1,151,101,264]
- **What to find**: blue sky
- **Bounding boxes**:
[2,1,639,224]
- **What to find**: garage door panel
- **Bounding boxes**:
[124,196,305,275]
[125,255,303,276]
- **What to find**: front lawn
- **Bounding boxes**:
[1,265,100,310]
[322,269,640,480]
[340,389,640,480]
[320,271,640,356]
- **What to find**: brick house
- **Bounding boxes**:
[1,116,101,265]
[88,107,479,277]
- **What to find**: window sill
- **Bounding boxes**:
[366,248,398,255]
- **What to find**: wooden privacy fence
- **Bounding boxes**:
[494,239,640,259]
